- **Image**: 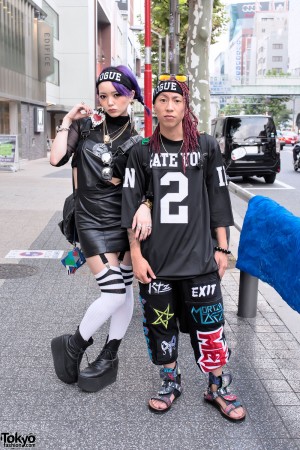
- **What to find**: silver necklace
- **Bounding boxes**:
[159,133,184,154]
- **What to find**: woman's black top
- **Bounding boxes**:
[56,114,136,257]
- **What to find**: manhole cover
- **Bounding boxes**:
[0,264,39,279]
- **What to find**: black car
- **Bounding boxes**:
[211,115,281,184]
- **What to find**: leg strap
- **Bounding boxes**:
[204,371,246,421]
[149,364,182,414]
[100,253,110,269]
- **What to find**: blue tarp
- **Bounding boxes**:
[236,195,300,314]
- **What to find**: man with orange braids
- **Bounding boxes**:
[121,76,246,421]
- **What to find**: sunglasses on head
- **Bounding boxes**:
[158,74,188,82]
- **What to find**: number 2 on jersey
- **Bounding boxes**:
[160,172,188,223]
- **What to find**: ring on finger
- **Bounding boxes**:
[137,224,142,229]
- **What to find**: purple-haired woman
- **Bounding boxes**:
[50,66,152,393]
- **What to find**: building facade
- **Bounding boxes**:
[0,0,143,161]
[0,0,51,160]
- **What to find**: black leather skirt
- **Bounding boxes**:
[77,226,129,258]
[75,190,129,258]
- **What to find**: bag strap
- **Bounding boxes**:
[197,132,208,178]
[117,135,143,155]
[80,117,93,139]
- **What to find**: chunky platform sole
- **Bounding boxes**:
[77,365,118,393]
[51,335,77,384]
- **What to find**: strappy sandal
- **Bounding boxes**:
[204,372,246,422]
[148,365,182,414]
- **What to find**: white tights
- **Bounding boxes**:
[79,264,134,342]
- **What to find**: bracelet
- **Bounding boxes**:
[214,246,231,255]
[56,125,70,133]
[141,199,153,210]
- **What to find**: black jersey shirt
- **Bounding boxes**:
[121,133,234,279]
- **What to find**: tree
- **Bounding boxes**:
[186,1,213,131]
[139,1,228,78]
[220,96,292,128]
[146,0,228,131]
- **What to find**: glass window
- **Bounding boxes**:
[46,58,59,85]
[0,102,10,134]
[227,116,276,141]
[215,119,224,139]
[42,1,59,39]
[0,0,25,74]
[273,43,283,49]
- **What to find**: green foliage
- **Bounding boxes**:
[138,1,229,80]
[265,69,291,77]
[220,96,292,128]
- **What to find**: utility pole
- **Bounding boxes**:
[169,0,180,74]
[144,0,152,136]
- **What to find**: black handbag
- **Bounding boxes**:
[58,190,78,244]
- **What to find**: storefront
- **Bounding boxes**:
[0,0,53,160]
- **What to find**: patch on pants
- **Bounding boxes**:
[191,302,224,325]
[196,326,229,373]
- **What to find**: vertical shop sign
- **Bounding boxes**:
[38,21,54,80]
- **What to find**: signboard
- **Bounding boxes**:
[38,21,54,80]
[34,107,45,133]
[0,135,19,171]
[5,250,64,259]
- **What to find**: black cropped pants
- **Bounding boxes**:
[139,271,230,373]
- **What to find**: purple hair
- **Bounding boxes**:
[98,65,150,115]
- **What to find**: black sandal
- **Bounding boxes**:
[204,372,246,422]
[148,365,182,414]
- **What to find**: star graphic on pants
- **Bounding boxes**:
[152,304,174,329]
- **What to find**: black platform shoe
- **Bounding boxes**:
[77,337,121,392]
[51,329,93,384]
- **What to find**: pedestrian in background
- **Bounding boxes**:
[50,65,152,393]
[121,75,246,421]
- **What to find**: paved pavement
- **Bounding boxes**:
[0,157,300,450]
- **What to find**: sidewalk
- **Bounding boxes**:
[0,158,300,450]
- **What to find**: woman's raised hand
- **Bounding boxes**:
[65,102,93,122]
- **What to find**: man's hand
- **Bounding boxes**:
[214,251,228,279]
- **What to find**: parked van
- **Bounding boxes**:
[211,115,281,184]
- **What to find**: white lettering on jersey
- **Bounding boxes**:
[151,153,161,167]
[123,168,135,188]
[150,151,206,168]
[192,284,216,297]
[216,166,228,186]
[160,172,188,223]
[189,152,199,166]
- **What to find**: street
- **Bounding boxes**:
[229,145,300,223]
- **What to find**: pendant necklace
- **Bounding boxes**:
[103,120,130,146]
[159,132,184,154]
